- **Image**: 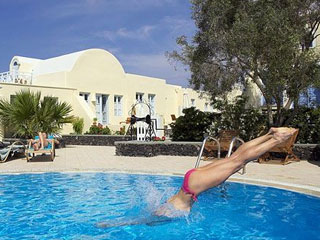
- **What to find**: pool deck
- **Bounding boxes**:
[0,145,319,197]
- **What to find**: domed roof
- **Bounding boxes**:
[33,48,125,76]
[10,48,125,77]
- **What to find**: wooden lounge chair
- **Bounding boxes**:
[203,130,240,159]
[258,128,299,165]
[25,138,55,162]
[0,141,26,163]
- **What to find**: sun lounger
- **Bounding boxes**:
[203,130,240,159]
[258,128,300,165]
[25,137,55,162]
[0,141,26,163]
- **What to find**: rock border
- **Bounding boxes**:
[115,141,320,161]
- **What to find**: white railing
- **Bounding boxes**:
[0,71,12,83]
[0,71,32,84]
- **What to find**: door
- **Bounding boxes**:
[96,94,102,124]
[96,94,109,125]
[102,95,109,124]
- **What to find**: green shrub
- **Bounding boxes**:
[172,95,320,143]
[209,96,267,142]
[85,123,111,135]
[114,126,126,135]
[100,126,111,135]
[170,107,215,141]
[282,106,320,144]
[72,117,84,134]
[170,96,267,142]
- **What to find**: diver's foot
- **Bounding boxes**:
[272,128,296,143]
[267,127,277,135]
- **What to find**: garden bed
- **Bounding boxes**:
[115,141,320,161]
[61,135,134,146]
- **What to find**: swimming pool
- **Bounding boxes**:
[0,172,319,240]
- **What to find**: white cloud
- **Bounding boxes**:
[117,26,155,39]
[162,16,194,33]
[95,15,194,43]
[96,30,115,41]
[97,25,156,41]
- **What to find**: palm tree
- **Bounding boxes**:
[0,90,74,138]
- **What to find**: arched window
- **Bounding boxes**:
[12,61,20,71]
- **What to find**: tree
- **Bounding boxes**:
[168,0,320,126]
[209,95,267,141]
[0,90,74,138]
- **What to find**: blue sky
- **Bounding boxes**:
[0,0,195,87]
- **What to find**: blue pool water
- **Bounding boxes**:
[0,172,319,240]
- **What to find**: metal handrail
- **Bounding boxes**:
[195,136,220,168]
[195,135,246,175]
[227,137,246,175]
[227,137,244,157]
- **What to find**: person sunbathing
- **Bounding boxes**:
[97,127,297,227]
[30,132,50,150]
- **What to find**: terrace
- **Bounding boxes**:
[0,71,32,84]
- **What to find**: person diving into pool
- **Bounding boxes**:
[97,127,297,228]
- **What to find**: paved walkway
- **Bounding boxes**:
[0,145,319,197]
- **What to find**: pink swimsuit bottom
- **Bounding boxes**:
[181,168,198,201]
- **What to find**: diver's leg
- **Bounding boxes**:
[189,136,286,195]
[198,128,296,171]
[198,132,273,170]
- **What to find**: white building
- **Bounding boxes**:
[0,48,213,137]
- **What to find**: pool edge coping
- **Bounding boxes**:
[0,169,319,198]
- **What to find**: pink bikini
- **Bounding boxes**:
[181,168,198,201]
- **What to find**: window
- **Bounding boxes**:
[191,99,195,107]
[12,61,20,71]
[79,92,90,103]
[136,93,143,102]
[44,96,58,102]
[148,94,155,113]
[299,88,319,107]
[114,95,122,116]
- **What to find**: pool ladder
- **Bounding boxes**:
[194,136,246,175]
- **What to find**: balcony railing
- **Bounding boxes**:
[0,71,32,84]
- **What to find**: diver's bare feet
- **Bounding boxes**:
[272,127,296,143]
[267,127,277,135]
